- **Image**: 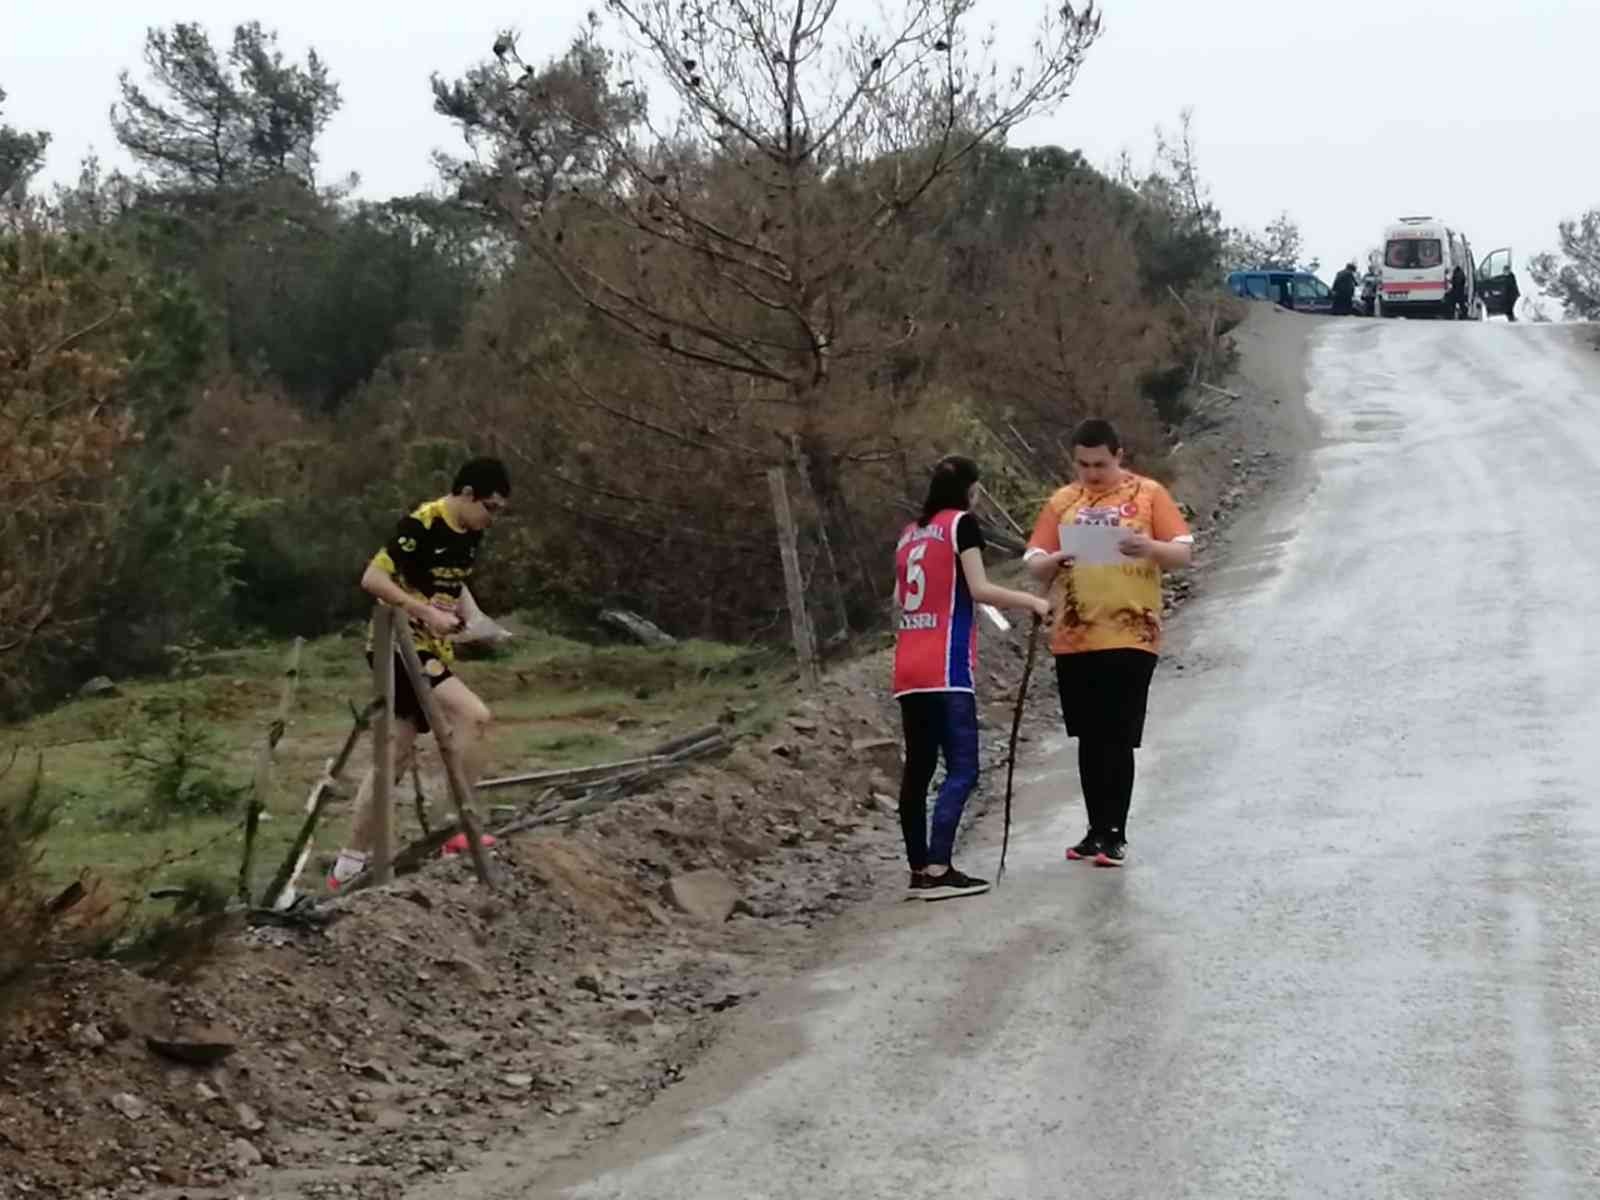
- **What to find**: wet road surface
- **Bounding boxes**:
[518,322,1600,1199]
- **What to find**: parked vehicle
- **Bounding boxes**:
[1475,246,1518,319]
[1377,217,1471,318]
[1375,217,1518,319]
[1225,269,1336,315]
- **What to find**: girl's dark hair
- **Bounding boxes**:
[919,455,980,525]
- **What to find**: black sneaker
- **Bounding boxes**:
[906,871,932,900]
[1094,834,1127,868]
[1066,829,1100,861]
[918,866,991,901]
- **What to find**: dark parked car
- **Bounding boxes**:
[1225,270,1336,315]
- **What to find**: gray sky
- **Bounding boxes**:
[5,0,1596,293]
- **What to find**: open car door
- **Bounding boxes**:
[1477,247,1514,317]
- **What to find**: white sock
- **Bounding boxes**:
[330,849,368,885]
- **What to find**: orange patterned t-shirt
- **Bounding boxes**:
[1026,473,1190,656]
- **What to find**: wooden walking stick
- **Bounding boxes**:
[998,614,1043,885]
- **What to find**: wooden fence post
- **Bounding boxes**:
[369,607,396,886]
[237,638,304,904]
[391,630,496,888]
[259,698,382,910]
[767,465,820,689]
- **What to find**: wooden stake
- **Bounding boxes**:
[392,629,495,888]
[370,608,397,886]
[260,698,381,910]
[238,638,303,905]
[767,465,820,689]
[477,724,723,792]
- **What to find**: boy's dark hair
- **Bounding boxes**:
[452,457,511,498]
[1070,418,1122,455]
[919,455,980,525]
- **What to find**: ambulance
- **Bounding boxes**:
[1376,217,1515,319]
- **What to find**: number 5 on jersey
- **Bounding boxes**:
[902,542,928,612]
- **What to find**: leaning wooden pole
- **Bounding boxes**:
[238,638,304,905]
[392,628,495,888]
[369,608,397,886]
[767,465,820,690]
[259,698,382,910]
[997,616,1042,886]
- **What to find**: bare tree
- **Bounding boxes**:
[441,0,1102,625]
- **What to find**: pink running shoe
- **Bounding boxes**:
[441,832,498,857]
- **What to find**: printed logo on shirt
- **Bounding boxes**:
[895,524,948,550]
[1074,505,1124,527]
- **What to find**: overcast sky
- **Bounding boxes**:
[5,0,1596,293]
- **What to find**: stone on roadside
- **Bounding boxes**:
[146,1024,239,1066]
[110,1093,146,1120]
[660,869,739,924]
[599,609,676,647]
[79,675,119,699]
[70,1022,107,1052]
[438,957,496,994]
[229,1138,263,1170]
[615,1004,655,1027]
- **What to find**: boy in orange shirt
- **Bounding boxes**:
[1025,420,1193,866]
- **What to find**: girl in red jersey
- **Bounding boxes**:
[894,456,1051,900]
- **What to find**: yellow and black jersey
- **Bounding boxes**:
[367,496,483,665]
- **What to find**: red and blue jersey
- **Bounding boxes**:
[892,509,977,697]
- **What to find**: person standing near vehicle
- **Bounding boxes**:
[893,455,1051,900]
[1504,268,1521,321]
[1449,265,1468,319]
[1331,263,1358,316]
[1025,420,1193,867]
[328,457,512,889]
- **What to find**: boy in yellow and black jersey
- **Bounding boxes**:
[364,494,487,692]
[330,457,511,889]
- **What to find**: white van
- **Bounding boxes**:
[1377,217,1516,320]
[1377,217,1473,318]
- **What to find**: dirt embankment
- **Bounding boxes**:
[0,304,1322,1200]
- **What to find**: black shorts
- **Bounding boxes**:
[1054,649,1158,747]
[366,651,453,735]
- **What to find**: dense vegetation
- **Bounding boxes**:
[2,6,1262,718]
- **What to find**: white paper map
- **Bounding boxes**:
[1059,523,1126,566]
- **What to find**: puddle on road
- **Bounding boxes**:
[1351,416,1405,435]
[1201,526,1298,598]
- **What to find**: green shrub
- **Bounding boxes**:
[115,694,245,826]
[0,759,63,1013]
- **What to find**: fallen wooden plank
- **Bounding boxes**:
[476,755,664,792]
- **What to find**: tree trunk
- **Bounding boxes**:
[792,431,852,643]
